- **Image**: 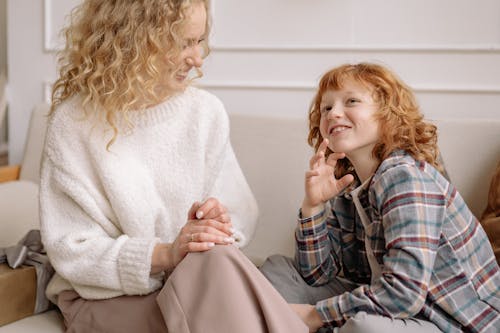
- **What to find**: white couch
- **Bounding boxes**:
[1,103,499,332]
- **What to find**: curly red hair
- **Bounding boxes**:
[308,63,443,178]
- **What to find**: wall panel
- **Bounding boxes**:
[6,0,500,164]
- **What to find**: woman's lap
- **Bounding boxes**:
[58,289,167,333]
[57,246,307,333]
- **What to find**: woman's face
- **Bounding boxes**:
[174,1,207,82]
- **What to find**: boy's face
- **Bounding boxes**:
[319,78,380,160]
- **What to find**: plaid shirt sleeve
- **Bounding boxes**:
[295,206,343,286]
[313,163,447,327]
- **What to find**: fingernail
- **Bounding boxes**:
[207,242,215,247]
[229,227,235,234]
[196,210,203,219]
[224,237,235,243]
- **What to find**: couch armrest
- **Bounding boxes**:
[0,165,21,183]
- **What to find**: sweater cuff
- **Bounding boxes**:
[118,237,161,294]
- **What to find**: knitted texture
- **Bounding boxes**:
[40,87,258,301]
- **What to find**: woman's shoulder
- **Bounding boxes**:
[185,86,229,127]
[186,86,225,110]
[48,95,91,130]
[44,96,103,159]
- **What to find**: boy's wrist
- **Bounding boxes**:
[301,201,325,218]
[307,304,324,331]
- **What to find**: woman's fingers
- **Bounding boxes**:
[188,232,235,246]
[194,197,230,222]
[187,201,201,219]
[187,219,234,237]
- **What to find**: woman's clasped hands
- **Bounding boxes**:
[151,197,234,274]
[169,198,235,267]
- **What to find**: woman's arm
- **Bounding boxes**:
[40,157,163,297]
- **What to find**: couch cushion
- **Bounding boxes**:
[433,119,500,218]
[0,181,39,247]
[19,104,50,184]
[0,310,63,333]
[230,114,311,264]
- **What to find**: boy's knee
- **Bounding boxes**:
[339,312,385,333]
[260,255,294,274]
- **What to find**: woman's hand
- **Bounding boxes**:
[289,303,324,333]
[189,197,231,224]
[166,200,234,270]
[302,138,354,217]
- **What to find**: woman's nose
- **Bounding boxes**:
[186,46,203,68]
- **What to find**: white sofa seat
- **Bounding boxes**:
[0,311,63,333]
[0,180,39,246]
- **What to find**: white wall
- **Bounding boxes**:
[6,0,500,164]
[0,0,7,155]
[7,0,60,164]
[0,0,6,75]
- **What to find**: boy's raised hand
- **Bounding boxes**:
[302,138,354,216]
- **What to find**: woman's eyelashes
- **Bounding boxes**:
[182,38,205,49]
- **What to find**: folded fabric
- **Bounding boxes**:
[0,229,54,315]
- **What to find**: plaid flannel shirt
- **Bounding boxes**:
[295,150,500,332]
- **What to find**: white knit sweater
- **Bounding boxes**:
[40,87,258,301]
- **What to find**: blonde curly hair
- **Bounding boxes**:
[308,63,443,179]
[50,0,210,148]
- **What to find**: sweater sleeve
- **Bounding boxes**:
[40,155,163,299]
[315,164,445,327]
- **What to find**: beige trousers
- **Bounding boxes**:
[58,245,308,333]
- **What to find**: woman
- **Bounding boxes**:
[38,0,292,331]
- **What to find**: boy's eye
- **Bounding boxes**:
[321,106,333,113]
[346,98,359,105]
